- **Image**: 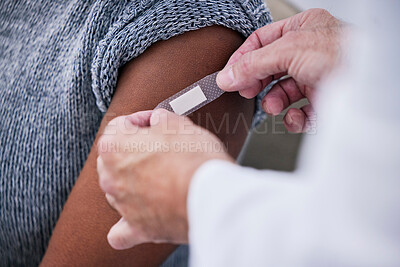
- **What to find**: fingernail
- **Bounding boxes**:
[262,100,271,114]
[217,66,234,89]
[263,99,283,116]
[286,114,302,132]
[271,99,283,116]
[286,113,293,125]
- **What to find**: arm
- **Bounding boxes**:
[41,25,253,266]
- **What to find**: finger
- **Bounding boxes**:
[217,39,294,93]
[222,11,309,68]
[98,112,153,160]
[238,76,274,99]
[150,108,173,126]
[262,77,305,115]
[108,218,149,250]
[224,19,289,67]
[101,116,141,143]
[240,72,287,100]
[97,156,127,200]
[105,193,118,210]
[284,104,316,133]
[284,108,305,133]
[126,110,153,127]
[217,20,290,95]
[301,104,317,132]
[150,108,193,132]
[97,156,120,195]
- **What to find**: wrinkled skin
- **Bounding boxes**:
[217,8,346,132]
[97,109,232,250]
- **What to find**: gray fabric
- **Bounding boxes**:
[161,245,190,267]
[0,0,272,266]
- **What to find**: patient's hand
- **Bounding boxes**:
[217,9,347,133]
[97,109,232,249]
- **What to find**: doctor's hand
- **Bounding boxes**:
[217,9,346,133]
[97,109,233,250]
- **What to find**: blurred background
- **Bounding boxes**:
[241,0,352,171]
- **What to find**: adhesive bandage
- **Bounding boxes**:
[155,71,224,116]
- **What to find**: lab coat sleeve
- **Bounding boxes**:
[187,157,400,267]
[187,160,312,267]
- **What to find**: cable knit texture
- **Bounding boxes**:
[0,0,271,266]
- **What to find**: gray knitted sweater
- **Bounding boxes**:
[0,0,271,266]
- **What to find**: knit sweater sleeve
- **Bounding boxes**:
[91,0,272,113]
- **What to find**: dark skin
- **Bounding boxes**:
[40,25,254,266]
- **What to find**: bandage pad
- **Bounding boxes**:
[155,71,224,116]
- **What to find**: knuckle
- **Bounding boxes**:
[100,175,125,196]
[97,159,125,195]
[105,194,119,210]
[98,135,114,154]
[103,117,119,134]
[99,174,117,193]
[97,135,120,161]
[272,39,294,68]
[308,8,323,15]
[317,8,331,17]
[238,52,255,75]
[96,156,104,170]
[112,116,126,127]
[104,116,132,136]
[249,29,262,45]
[311,8,332,19]
[114,116,131,133]
[283,31,298,42]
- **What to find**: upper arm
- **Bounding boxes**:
[41,25,254,266]
[110,25,254,156]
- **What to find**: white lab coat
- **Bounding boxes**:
[187,1,400,266]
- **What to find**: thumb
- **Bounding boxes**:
[217,39,293,98]
[107,218,149,250]
[150,108,182,127]
[126,110,153,127]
